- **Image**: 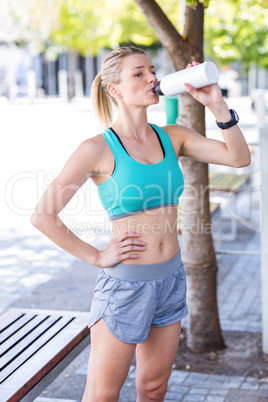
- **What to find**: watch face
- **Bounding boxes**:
[230,109,239,122]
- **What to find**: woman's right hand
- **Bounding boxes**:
[95,232,147,268]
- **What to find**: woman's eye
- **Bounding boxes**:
[134,71,156,77]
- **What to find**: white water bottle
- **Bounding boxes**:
[154,61,219,96]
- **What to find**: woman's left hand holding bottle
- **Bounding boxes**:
[184,61,224,110]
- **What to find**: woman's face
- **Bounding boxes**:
[115,53,159,107]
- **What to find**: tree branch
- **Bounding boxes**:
[134,0,191,66]
[184,1,204,58]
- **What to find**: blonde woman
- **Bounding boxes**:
[31,46,250,401]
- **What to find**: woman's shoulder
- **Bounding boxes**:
[161,123,187,146]
[78,132,110,156]
[155,124,193,157]
[161,123,189,136]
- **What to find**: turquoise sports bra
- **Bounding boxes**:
[97,123,184,220]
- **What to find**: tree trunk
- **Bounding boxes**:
[134,0,225,352]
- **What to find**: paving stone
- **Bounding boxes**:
[188,387,209,395]
[247,321,262,332]
[221,375,245,389]
[166,399,183,402]
[204,374,227,386]
[205,396,225,402]
[184,372,209,385]
[127,365,136,380]
[35,399,78,402]
[168,385,189,395]
[208,388,229,396]
[225,388,268,401]
[229,321,249,331]
[75,362,88,376]
[241,376,261,390]
[182,395,205,402]
[169,370,190,384]
[165,392,184,401]
[119,378,137,401]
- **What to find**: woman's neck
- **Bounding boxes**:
[113,105,150,140]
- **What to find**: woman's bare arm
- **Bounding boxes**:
[31,137,102,265]
[164,62,251,168]
[31,136,146,267]
[166,116,251,167]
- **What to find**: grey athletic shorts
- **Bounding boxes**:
[88,250,188,344]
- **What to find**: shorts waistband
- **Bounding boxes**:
[104,250,182,281]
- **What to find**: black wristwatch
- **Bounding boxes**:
[216,109,239,129]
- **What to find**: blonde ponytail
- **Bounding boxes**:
[91,46,146,129]
[91,72,113,129]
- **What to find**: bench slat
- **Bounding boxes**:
[0,314,63,369]
[0,311,90,401]
[1,314,49,356]
[0,310,25,333]
[0,315,71,382]
[209,172,249,192]
[0,312,37,344]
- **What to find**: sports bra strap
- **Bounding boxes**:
[102,124,170,160]
[101,129,126,164]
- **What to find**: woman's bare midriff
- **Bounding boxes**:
[111,205,180,265]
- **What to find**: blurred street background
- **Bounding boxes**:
[1,0,268,401]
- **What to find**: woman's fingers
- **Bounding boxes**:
[97,232,147,267]
[116,232,146,249]
[121,244,146,253]
[184,82,195,94]
[115,232,147,258]
[118,252,141,261]
[118,231,141,241]
[186,61,200,69]
[120,237,146,247]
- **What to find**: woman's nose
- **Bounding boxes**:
[148,72,157,84]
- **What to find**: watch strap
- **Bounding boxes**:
[216,109,239,130]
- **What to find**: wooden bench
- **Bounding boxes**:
[0,308,91,402]
[209,172,250,194]
[209,172,250,241]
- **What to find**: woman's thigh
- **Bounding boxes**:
[83,318,136,401]
[135,321,181,389]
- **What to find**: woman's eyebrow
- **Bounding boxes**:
[131,65,155,70]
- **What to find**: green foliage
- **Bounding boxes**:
[204,0,268,70]
[49,0,112,55]
[106,1,157,48]
[186,0,210,7]
[3,0,266,71]
[49,0,179,55]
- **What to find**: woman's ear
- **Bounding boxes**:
[107,84,122,100]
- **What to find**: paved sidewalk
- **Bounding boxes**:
[1,97,266,401]
[36,356,268,402]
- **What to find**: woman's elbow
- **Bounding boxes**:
[233,153,251,168]
[30,211,42,230]
[30,211,51,232]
